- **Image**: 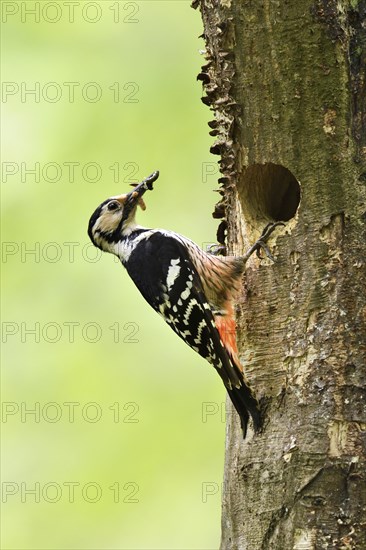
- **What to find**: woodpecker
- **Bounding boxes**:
[88,171,282,437]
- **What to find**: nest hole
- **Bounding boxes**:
[237,163,301,227]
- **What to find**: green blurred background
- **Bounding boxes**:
[1,1,226,549]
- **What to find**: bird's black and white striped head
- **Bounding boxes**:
[88,193,144,252]
[88,171,159,253]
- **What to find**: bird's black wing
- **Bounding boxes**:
[125,233,235,376]
[125,232,261,434]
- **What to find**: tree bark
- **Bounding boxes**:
[194,0,366,548]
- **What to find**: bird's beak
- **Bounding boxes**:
[122,170,159,218]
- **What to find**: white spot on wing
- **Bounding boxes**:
[166,258,181,291]
[181,280,193,301]
[194,319,207,345]
[183,299,198,326]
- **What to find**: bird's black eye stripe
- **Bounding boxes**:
[107,201,120,211]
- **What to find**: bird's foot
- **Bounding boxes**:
[243,221,285,263]
[206,243,226,256]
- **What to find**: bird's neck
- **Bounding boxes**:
[109,225,151,264]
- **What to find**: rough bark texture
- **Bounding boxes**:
[194,0,366,548]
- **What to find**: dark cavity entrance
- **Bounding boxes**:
[237,163,301,226]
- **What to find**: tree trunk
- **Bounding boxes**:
[194,0,366,548]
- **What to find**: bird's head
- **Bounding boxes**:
[88,170,159,252]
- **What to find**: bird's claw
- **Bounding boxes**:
[244,221,285,263]
[255,242,275,261]
[207,243,226,256]
[259,221,285,242]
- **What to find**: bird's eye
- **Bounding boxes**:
[107,201,119,211]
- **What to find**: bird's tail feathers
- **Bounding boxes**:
[214,313,261,436]
[227,371,262,438]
